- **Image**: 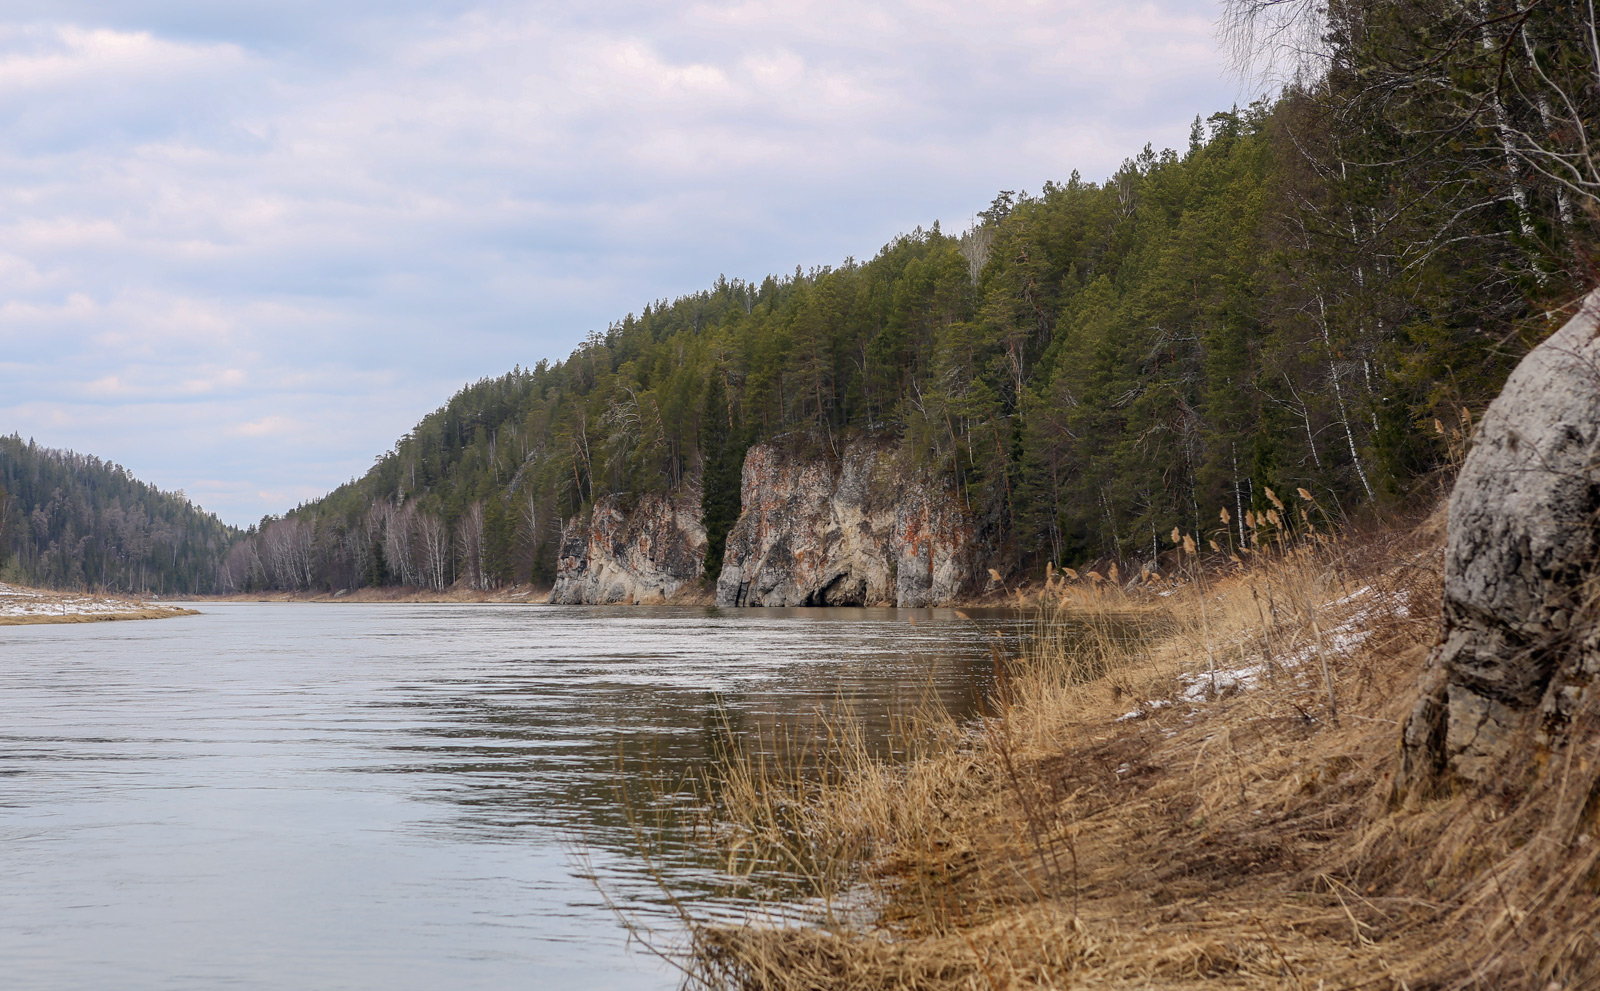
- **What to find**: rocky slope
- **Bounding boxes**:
[548,489,707,605]
[715,435,981,608]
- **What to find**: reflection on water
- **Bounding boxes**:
[0,603,1025,991]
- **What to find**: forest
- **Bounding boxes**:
[0,434,238,594]
[197,0,1599,593]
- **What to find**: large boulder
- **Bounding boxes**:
[1401,289,1600,790]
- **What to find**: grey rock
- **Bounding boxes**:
[548,488,707,605]
[715,434,982,608]
[1400,288,1600,790]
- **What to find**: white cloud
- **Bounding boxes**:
[0,0,1238,525]
[0,25,243,91]
[235,415,293,437]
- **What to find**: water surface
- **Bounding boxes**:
[0,603,1018,991]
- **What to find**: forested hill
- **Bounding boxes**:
[227,0,1597,594]
[0,435,237,594]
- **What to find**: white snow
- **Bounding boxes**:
[1126,583,1410,713]
[1116,699,1173,722]
[0,582,188,621]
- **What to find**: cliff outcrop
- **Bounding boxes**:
[1401,288,1600,789]
[548,489,707,605]
[715,435,981,608]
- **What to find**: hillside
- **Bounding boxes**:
[0,435,238,595]
[223,0,1595,596]
[668,286,1600,990]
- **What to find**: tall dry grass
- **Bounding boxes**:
[625,506,1600,991]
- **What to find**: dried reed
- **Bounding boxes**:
[621,508,1600,991]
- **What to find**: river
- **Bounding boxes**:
[0,602,1021,991]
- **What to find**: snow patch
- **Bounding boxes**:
[0,582,187,620]
[1133,585,1410,712]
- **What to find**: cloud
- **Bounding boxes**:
[0,0,1237,525]
[234,415,294,437]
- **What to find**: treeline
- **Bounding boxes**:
[224,0,1596,592]
[0,435,237,594]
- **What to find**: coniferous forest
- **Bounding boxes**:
[54,0,1600,594]
[0,434,237,594]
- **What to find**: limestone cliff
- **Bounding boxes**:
[715,435,981,607]
[548,489,707,605]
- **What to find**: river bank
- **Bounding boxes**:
[667,509,1600,990]
[0,582,199,626]
[203,583,554,604]
[200,582,1023,608]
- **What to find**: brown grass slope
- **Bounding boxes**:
[674,511,1600,991]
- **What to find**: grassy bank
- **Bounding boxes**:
[0,582,200,626]
[655,509,1600,990]
[0,608,201,626]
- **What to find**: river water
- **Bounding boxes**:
[0,603,1020,991]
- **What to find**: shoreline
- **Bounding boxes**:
[194,583,1022,608]
[0,582,201,626]
[667,514,1491,989]
[198,584,552,605]
[0,607,202,627]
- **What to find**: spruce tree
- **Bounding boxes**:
[699,373,742,580]
[483,498,515,587]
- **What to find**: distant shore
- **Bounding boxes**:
[0,582,199,626]
[200,584,555,605]
[195,583,1019,608]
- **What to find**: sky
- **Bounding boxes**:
[0,0,1246,527]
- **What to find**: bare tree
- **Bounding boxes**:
[384,502,418,587]
[218,538,264,593]
[1220,0,1328,87]
[1226,0,1600,230]
[260,517,314,590]
[416,512,450,591]
[456,501,486,591]
[958,224,995,285]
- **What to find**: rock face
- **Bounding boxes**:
[548,489,707,605]
[1401,288,1600,790]
[715,435,981,607]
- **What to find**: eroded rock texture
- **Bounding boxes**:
[548,489,707,605]
[715,435,981,607]
[1401,289,1600,789]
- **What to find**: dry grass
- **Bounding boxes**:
[639,509,1600,990]
[0,581,200,625]
[0,607,200,626]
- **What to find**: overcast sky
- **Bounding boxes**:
[1,0,1244,526]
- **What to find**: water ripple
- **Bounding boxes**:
[0,602,1021,991]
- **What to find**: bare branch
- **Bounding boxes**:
[1220,0,1329,88]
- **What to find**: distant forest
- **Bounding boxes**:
[161,1,1600,592]
[0,435,237,594]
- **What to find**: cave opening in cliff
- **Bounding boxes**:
[809,572,868,607]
